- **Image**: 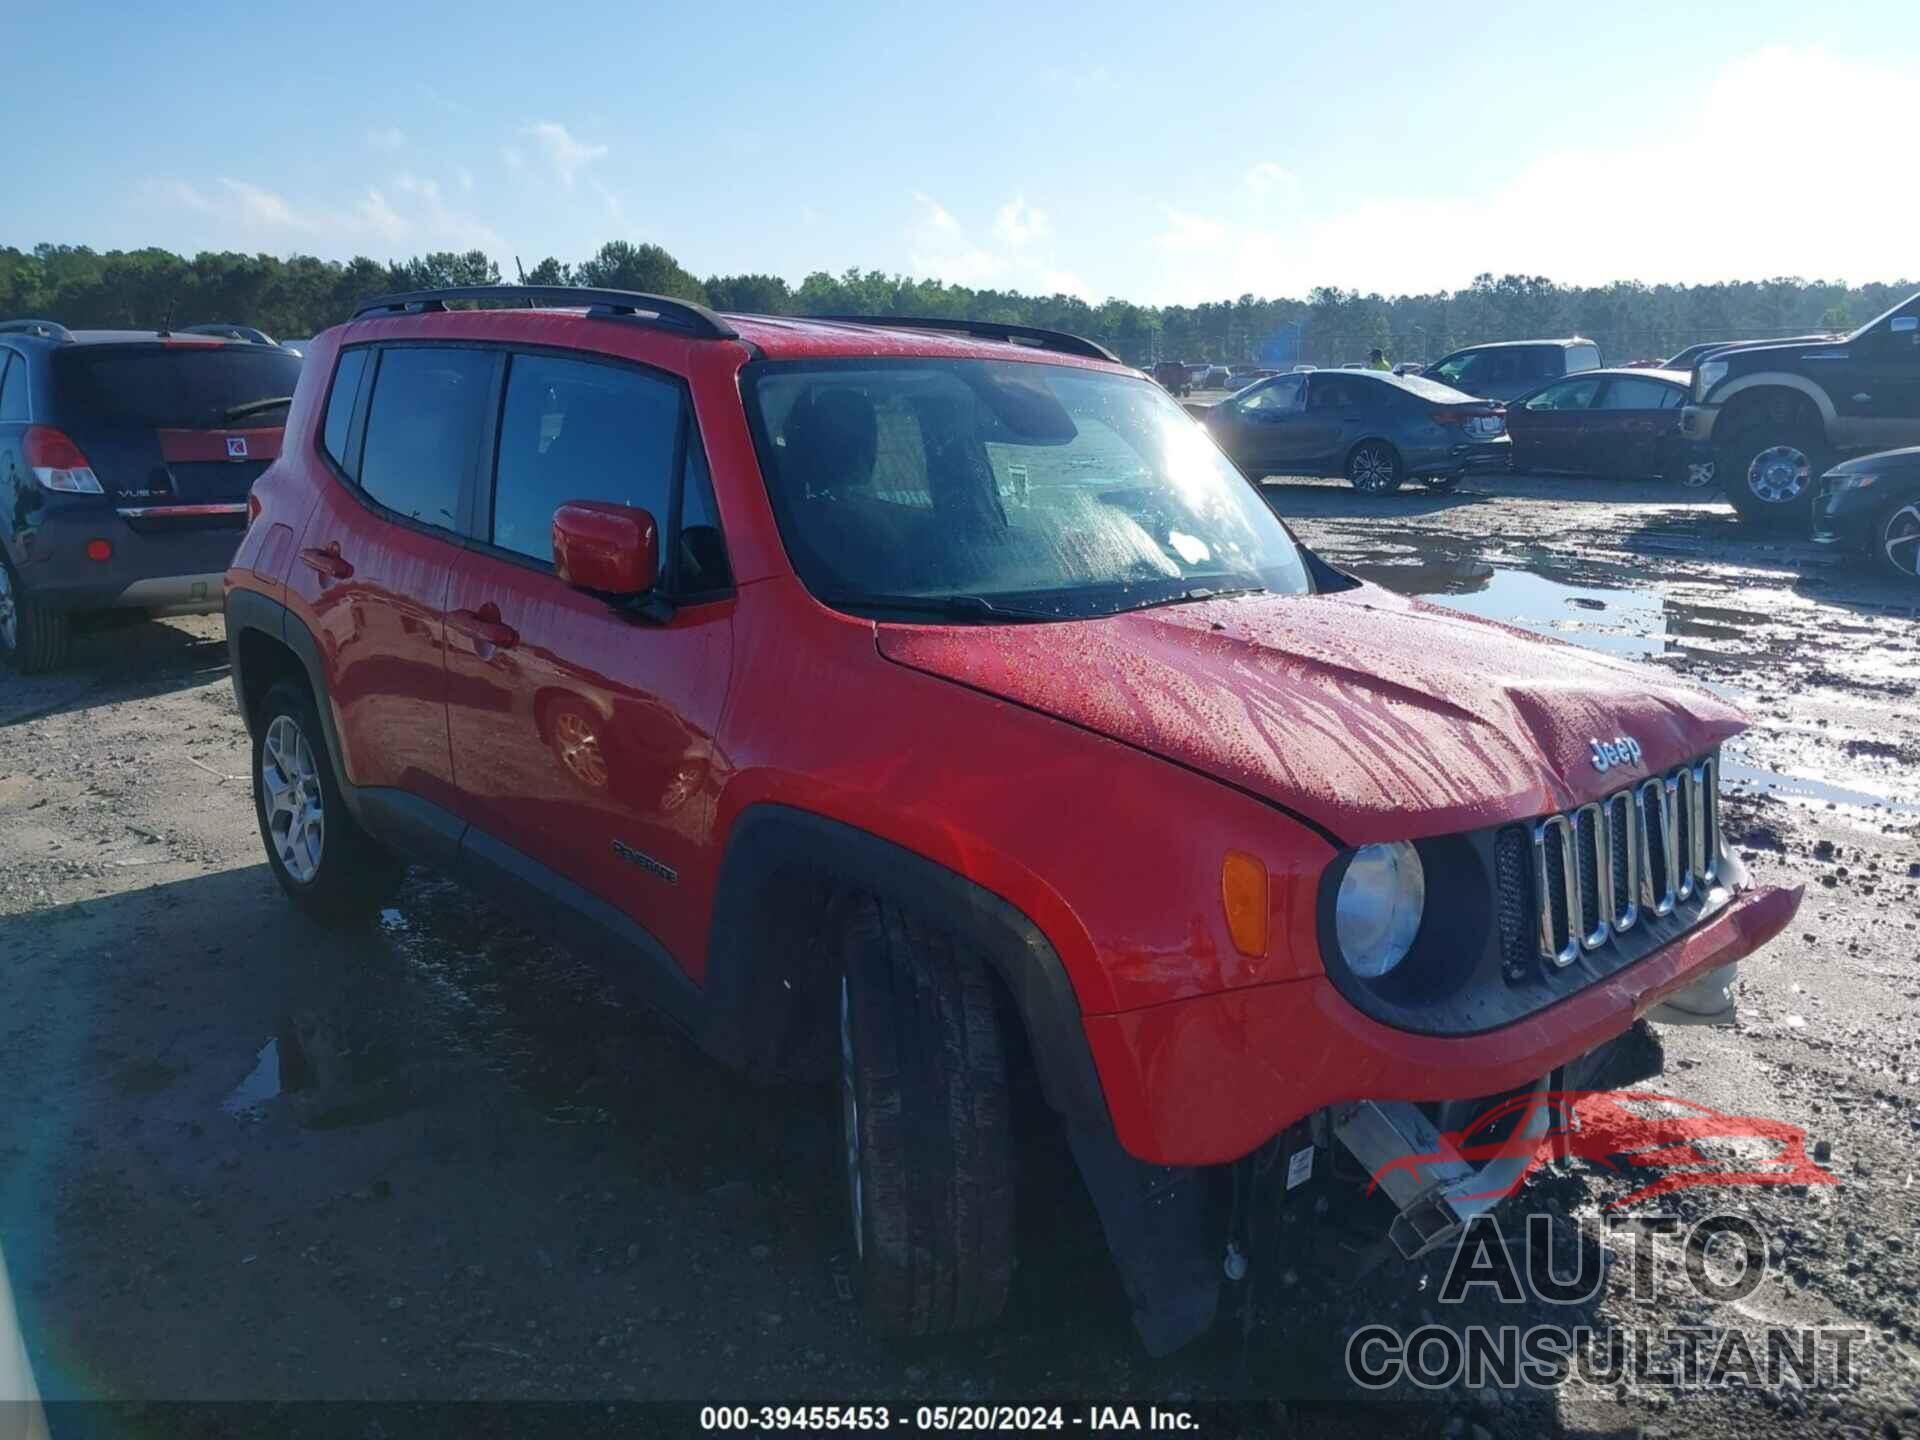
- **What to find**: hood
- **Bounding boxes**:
[1715,337,1847,370]
[876,585,1745,847]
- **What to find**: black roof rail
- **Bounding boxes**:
[350,285,737,340]
[0,318,73,341]
[811,315,1120,364]
[180,323,279,346]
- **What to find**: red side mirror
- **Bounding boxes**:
[552,501,658,596]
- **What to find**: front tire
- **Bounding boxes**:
[839,895,1014,1337]
[1347,441,1403,494]
[1876,498,1920,583]
[252,679,399,923]
[1721,426,1826,528]
[0,555,73,674]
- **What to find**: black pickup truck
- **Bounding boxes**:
[1681,290,1920,527]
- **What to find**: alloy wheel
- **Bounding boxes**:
[1747,445,1810,504]
[839,976,864,1259]
[1351,446,1395,492]
[261,714,325,883]
[0,564,16,653]
[1683,459,1717,489]
[1884,503,1920,580]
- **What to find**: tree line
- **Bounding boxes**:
[3,240,1910,370]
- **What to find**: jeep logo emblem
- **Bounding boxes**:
[1590,735,1643,773]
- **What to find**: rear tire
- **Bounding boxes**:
[839,894,1014,1336]
[1721,425,1826,529]
[0,555,73,674]
[1347,441,1403,494]
[252,679,400,924]
[1875,498,1920,583]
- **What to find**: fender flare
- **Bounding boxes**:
[703,803,1113,1136]
[1708,372,1837,431]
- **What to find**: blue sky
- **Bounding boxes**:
[7,0,1915,304]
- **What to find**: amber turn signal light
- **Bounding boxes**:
[1221,850,1269,958]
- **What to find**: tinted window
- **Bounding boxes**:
[1598,376,1678,410]
[1524,378,1602,411]
[1309,376,1367,411]
[1238,377,1302,412]
[321,348,369,475]
[51,345,302,429]
[0,352,25,422]
[491,353,680,564]
[359,347,493,529]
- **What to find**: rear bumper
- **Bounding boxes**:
[1430,436,1512,477]
[10,504,245,614]
[1083,880,1800,1165]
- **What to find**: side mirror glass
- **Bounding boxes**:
[552,501,658,596]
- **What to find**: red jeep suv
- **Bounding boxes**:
[225,286,1800,1355]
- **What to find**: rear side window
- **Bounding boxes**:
[490,353,680,564]
[0,352,25,422]
[1566,344,1601,373]
[358,347,494,529]
[321,348,370,475]
[1524,378,1602,411]
[50,345,302,429]
[1598,376,1677,410]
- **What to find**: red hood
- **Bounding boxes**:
[876,584,1745,846]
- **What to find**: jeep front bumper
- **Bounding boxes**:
[1083,881,1801,1166]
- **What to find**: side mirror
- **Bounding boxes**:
[552,501,658,595]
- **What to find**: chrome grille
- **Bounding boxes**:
[1501,754,1720,975]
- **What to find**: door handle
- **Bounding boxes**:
[448,606,519,650]
[298,544,353,580]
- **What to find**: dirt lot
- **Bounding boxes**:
[2,471,1918,1438]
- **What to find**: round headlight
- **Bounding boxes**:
[1335,841,1426,979]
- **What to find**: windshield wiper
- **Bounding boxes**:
[224,396,294,420]
[1120,584,1268,614]
[820,592,1061,624]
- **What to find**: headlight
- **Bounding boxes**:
[1826,471,1878,492]
[1334,841,1426,978]
[1695,360,1729,398]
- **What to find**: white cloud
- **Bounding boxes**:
[907,193,1091,299]
[366,126,406,152]
[522,121,608,189]
[1144,45,1920,304]
[1243,161,1296,199]
[991,198,1051,249]
[141,171,503,256]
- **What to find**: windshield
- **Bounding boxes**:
[744,358,1311,620]
[53,344,303,429]
[1425,351,1479,387]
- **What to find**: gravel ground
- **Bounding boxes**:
[1,471,1917,1438]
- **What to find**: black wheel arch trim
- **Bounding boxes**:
[704,803,1114,1136]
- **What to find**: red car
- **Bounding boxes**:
[225,286,1800,1356]
[1369,1089,1838,1210]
